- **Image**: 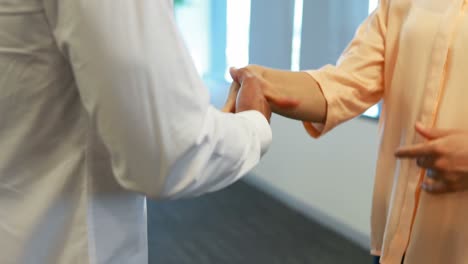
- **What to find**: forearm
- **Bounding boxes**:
[160,108,272,199]
[262,67,327,123]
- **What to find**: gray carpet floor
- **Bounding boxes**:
[148,180,372,264]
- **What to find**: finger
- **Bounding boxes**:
[415,123,460,140]
[395,142,437,158]
[444,172,463,183]
[425,168,444,181]
[229,67,240,83]
[221,101,235,113]
[422,179,451,194]
[234,67,253,84]
[422,177,468,194]
[226,81,241,109]
[416,156,436,169]
[429,158,458,176]
[222,82,240,113]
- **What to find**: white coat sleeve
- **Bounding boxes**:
[42,0,272,199]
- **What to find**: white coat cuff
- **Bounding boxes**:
[235,110,272,156]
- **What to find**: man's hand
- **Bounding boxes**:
[222,66,299,114]
[232,71,272,122]
[222,81,240,113]
[395,123,468,194]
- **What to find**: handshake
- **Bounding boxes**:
[221,65,300,122]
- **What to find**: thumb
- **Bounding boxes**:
[222,82,240,113]
[415,123,459,140]
[229,67,240,83]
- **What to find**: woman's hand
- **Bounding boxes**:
[222,65,299,113]
[395,123,468,194]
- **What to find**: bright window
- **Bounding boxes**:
[174,0,211,77]
[225,0,251,81]
[175,0,382,118]
[369,0,379,14]
[291,0,304,71]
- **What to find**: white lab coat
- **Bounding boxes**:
[0,0,272,263]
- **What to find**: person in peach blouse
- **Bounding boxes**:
[224,0,468,263]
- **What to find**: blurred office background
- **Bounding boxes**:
[148,1,380,263]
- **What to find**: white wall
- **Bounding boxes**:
[244,0,377,249]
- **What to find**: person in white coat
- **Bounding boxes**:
[0,0,296,263]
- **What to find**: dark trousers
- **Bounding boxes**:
[373,256,405,264]
[373,256,380,264]
[373,256,379,264]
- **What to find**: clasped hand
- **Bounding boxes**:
[222,66,299,122]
